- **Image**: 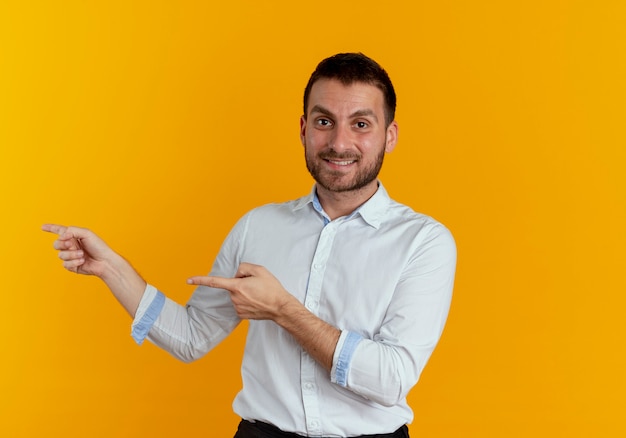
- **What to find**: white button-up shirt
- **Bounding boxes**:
[131,183,456,437]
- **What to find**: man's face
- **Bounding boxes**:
[300,78,398,194]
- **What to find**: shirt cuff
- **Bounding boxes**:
[331,330,363,387]
[131,284,165,345]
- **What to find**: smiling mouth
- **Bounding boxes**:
[326,159,356,166]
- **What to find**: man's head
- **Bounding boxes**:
[300,53,399,196]
[303,53,396,127]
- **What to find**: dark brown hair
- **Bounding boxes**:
[303,53,396,126]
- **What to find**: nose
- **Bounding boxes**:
[329,123,352,152]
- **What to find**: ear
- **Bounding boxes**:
[299,115,307,146]
[385,121,399,153]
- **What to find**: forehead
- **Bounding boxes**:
[306,79,385,116]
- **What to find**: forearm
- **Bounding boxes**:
[99,253,147,317]
[274,297,340,372]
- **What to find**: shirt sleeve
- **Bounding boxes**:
[127,212,251,362]
[131,284,164,345]
[330,331,363,386]
[330,224,457,407]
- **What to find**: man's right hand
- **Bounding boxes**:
[42,224,147,317]
[42,224,115,277]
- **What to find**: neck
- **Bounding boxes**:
[316,181,379,220]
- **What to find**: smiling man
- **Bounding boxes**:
[43,53,456,438]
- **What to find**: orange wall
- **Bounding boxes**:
[1,1,625,436]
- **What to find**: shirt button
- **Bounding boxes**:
[304,382,314,390]
[309,420,319,428]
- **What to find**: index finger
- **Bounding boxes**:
[187,275,238,292]
[42,223,67,236]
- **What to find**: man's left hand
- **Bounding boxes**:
[187,262,296,321]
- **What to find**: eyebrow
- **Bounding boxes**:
[309,105,379,122]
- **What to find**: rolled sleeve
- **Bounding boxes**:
[131,284,165,345]
[331,330,363,387]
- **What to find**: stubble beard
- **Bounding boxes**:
[305,145,386,193]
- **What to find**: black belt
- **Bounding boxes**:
[235,419,409,438]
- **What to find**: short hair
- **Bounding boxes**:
[303,52,396,126]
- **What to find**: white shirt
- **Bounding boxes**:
[131,183,456,437]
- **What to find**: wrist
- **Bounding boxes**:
[274,295,307,327]
[98,251,127,282]
[99,252,147,317]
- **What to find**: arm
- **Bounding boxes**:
[42,223,242,363]
[42,224,146,317]
[337,226,457,406]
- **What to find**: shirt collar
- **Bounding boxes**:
[355,182,391,229]
[293,182,391,229]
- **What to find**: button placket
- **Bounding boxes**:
[305,222,338,313]
[301,221,340,436]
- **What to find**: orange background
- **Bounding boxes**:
[1,1,625,436]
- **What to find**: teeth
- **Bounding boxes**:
[329,160,355,166]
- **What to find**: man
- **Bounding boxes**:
[43,53,456,437]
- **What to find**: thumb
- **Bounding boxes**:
[59,226,94,251]
[235,262,263,278]
[63,226,92,240]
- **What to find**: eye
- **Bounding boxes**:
[355,121,369,129]
[316,118,333,127]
